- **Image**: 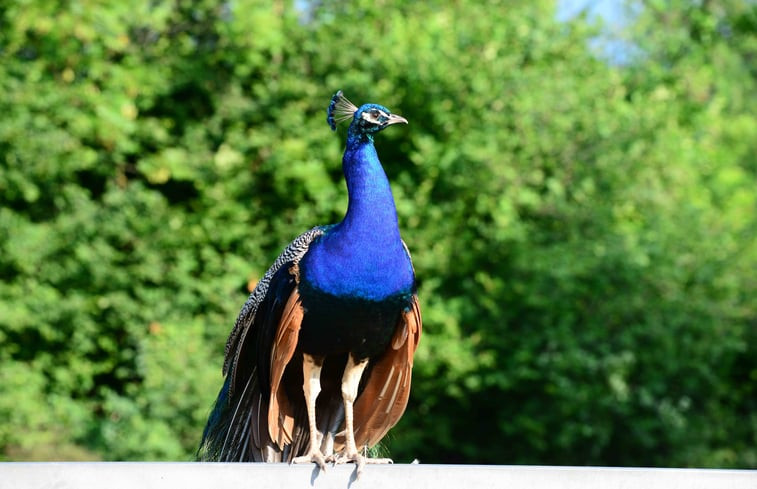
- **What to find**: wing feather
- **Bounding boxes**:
[267,283,304,448]
[351,294,422,448]
[200,228,322,461]
[224,227,324,389]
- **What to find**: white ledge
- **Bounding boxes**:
[0,462,754,489]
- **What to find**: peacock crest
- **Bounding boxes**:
[327,90,359,131]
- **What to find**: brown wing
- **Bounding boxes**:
[266,282,304,449]
[351,294,422,448]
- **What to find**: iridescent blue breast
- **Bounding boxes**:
[300,229,414,302]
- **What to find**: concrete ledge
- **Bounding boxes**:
[0,462,754,489]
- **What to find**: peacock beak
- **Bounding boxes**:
[385,114,408,126]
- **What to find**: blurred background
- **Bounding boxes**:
[0,0,755,467]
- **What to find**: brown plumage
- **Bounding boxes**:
[352,296,422,448]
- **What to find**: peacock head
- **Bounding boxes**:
[327,90,407,137]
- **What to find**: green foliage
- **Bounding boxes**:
[0,0,754,468]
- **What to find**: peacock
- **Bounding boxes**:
[198,91,422,475]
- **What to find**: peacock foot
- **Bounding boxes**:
[292,450,328,472]
[332,452,393,479]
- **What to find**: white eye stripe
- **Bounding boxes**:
[361,109,389,122]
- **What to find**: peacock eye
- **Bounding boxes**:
[370,109,380,118]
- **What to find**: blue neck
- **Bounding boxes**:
[340,132,400,242]
[301,130,413,300]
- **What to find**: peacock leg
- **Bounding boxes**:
[292,353,327,470]
[334,354,392,477]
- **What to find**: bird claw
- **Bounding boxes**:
[332,452,393,479]
[292,450,328,472]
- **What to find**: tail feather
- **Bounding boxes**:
[198,371,277,461]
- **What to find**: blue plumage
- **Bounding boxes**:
[199,91,421,473]
[301,134,413,301]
